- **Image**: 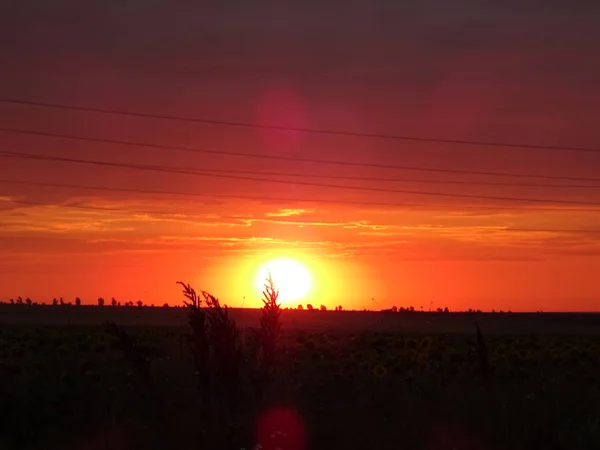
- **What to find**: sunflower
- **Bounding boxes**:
[419,337,432,351]
[372,364,388,378]
[406,339,417,350]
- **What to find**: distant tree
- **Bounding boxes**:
[75,297,81,306]
[162,303,169,308]
[16,296,23,305]
[391,306,398,312]
[320,304,327,311]
[111,297,117,307]
[137,300,143,308]
[97,297,104,307]
[9,298,14,305]
[408,306,415,312]
[444,307,450,314]
[126,301,134,307]
[297,304,303,310]
[59,297,64,306]
[25,297,32,306]
[306,304,314,311]
[52,298,58,306]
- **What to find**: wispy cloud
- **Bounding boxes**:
[4,191,600,266]
[265,208,315,217]
[246,216,390,230]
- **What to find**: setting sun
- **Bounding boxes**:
[256,258,312,304]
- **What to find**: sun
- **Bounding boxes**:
[256,258,312,304]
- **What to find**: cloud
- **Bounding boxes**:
[266,208,315,217]
[0,198,257,234]
[246,216,391,231]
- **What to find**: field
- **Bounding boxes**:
[1,304,600,450]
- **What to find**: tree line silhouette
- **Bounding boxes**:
[0,296,150,307]
[0,297,515,313]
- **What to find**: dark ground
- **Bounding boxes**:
[1,305,599,450]
[1,304,599,334]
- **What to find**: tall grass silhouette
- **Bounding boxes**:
[253,272,282,373]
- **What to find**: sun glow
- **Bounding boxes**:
[256,258,312,304]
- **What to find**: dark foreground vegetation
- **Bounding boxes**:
[1,286,599,450]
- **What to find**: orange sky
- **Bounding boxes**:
[1,1,600,311]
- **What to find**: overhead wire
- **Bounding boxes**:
[1,127,600,182]
[1,97,599,153]
[5,154,600,189]
[2,179,600,213]
[3,150,600,206]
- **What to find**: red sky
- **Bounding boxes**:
[1,1,600,311]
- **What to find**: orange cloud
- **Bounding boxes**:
[266,208,315,217]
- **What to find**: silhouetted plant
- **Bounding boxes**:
[104,321,170,448]
[111,297,117,307]
[475,322,493,391]
[75,297,81,306]
[320,304,327,311]
[177,281,243,450]
[16,296,23,305]
[306,304,314,311]
[105,321,151,382]
[52,298,58,306]
[137,300,143,308]
[253,273,282,373]
[25,297,32,306]
[97,297,104,307]
[178,281,209,400]
[176,281,241,403]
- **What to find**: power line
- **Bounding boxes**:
[1,126,600,183]
[5,150,600,192]
[155,170,600,189]
[3,178,600,213]
[3,150,600,206]
[2,197,600,235]
[7,157,596,189]
[1,97,599,154]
